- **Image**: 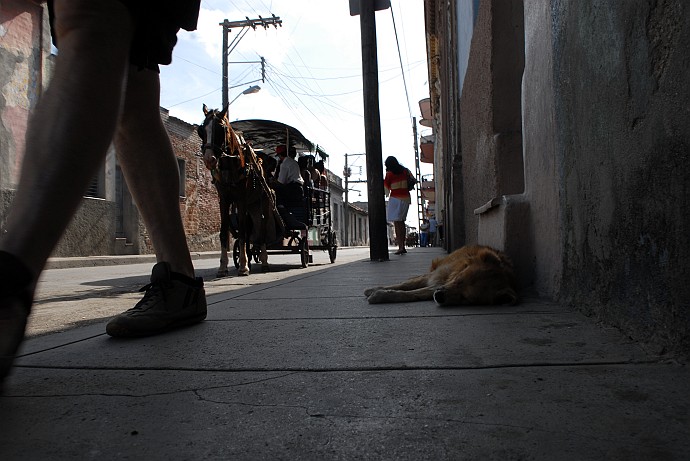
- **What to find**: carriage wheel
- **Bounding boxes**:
[299,238,309,268]
[232,239,252,270]
[328,231,337,263]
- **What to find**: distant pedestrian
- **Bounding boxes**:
[419,219,430,247]
[428,216,438,247]
[383,156,412,255]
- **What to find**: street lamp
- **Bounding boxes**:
[229,85,261,105]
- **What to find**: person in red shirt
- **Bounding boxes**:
[384,156,412,255]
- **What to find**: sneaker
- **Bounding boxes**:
[0,251,35,385]
[106,262,207,338]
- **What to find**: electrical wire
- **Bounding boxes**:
[390,6,414,122]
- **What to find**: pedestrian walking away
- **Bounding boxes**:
[428,215,438,247]
[383,156,412,255]
[0,0,207,387]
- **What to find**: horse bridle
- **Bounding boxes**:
[200,112,229,156]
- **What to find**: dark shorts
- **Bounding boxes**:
[47,0,201,72]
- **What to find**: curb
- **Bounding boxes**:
[44,252,221,270]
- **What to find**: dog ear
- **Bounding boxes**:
[478,247,503,265]
[494,288,518,305]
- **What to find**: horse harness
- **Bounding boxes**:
[199,110,281,208]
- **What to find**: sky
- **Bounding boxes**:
[159,0,433,214]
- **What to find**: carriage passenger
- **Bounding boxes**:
[298,155,314,189]
[314,160,329,189]
[276,145,304,207]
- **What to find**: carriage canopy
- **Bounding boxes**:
[229,119,327,159]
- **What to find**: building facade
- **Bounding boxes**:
[424,0,690,355]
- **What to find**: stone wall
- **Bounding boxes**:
[141,110,221,254]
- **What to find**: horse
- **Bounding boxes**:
[198,104,284,276]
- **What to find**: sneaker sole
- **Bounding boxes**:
[106,311,207,338]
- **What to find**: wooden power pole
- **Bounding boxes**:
[359,0,389,261]
[220,15,282,108]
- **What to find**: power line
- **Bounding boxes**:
[390,6,413,122]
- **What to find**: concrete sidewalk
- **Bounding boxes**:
[1,248,688,460]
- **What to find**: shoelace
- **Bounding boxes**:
[133,282,169,311]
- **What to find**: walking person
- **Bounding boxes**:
[419,219,430,247]
[1,0,207,386]
[428,215,438,247]
[383,156,412,255]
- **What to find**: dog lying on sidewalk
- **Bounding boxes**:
[365,245,518,306]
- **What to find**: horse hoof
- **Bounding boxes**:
[217,269,229,277]
[237,270,250,276]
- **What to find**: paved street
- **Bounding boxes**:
[29,248,372,337]
[2,246,688,460]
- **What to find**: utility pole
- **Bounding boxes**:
[359,0,389,261]
[220,15,282,108]
[343,153,366,246]
[413,117,423,229]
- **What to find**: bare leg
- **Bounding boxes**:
[114,68,194,278]
[0,0,133,381]
[394,221,406,252]
[0,0,133,274]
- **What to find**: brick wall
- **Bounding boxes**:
[155,110,221,253]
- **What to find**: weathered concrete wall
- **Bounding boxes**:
[551,0,690,354]
[459,0,495,246]
[521,0,563,297]
[459,0,525,248]
[53,197,117,256]
[0,189,118,257]
[0,0,45,189]
[0,1,115,257]
[430,0,689,355]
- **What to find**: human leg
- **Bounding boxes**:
[420,232,428,247]
[0,0,133,274]
[394,221,406,254]
[0,0,134,382]
[105,67,206,338]
[113,67,194,278]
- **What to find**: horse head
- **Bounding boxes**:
[198,104,244,174]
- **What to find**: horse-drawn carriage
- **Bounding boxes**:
[234,185,337,269]
[198,106,337,276]
[229,119,337,270]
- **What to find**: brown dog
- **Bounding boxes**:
[365,245,518,306]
